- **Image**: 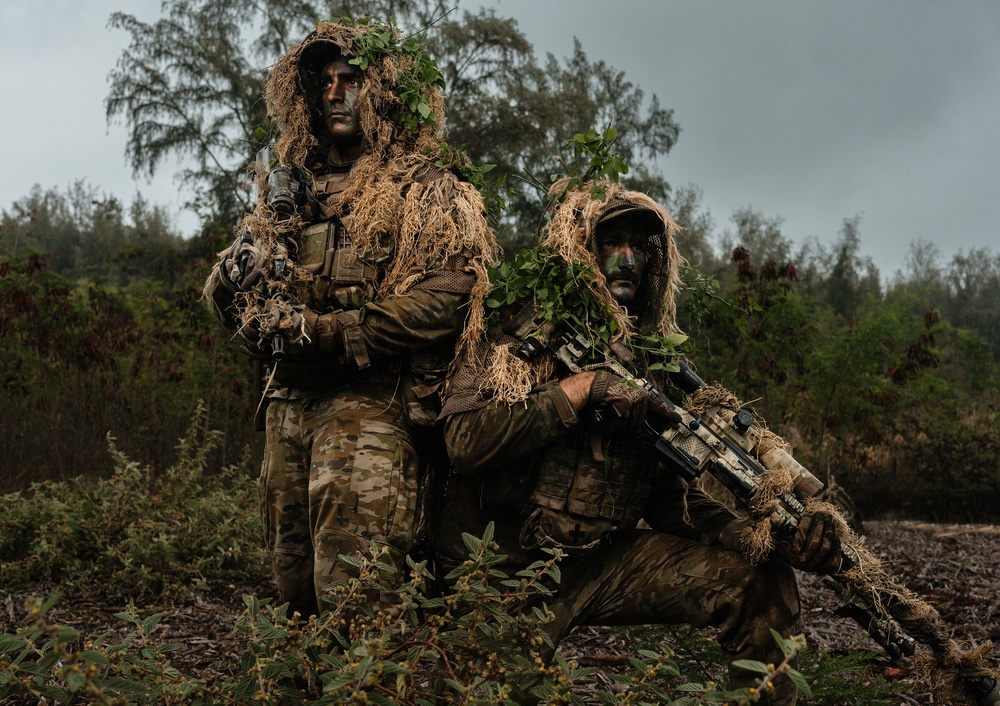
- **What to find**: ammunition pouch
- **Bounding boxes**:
[297,220,384,309]
[518,506,609,556]
[518,428,653,553]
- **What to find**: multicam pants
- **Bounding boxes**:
[259,382,419,617]
[535,530,803,706]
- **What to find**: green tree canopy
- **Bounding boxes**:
[0,182,185,285]
[105,0,678,246]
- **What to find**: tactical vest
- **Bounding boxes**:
[518,426,656,555]
[296,171,389,312]
[271,170,394,391]
[274,167,463,430]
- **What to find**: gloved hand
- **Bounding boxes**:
[589,370,677,431]
[221,235,264,292]
[301,308,344,354]
[774,510,843,574]
[239,341,271,361]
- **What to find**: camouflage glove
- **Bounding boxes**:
[649,396,683,428]
[220,236,264,293]
[588,370,674,431]
[716,517,749,553]
[239,340,271,361]
[773,510,843,574]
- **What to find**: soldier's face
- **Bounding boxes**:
[596,222,648,305]
[319,56,364,145]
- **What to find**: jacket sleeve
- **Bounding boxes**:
[338,288,468,369]
[444,380,580,475]
[203,264,242,330]
[642,472,738,545]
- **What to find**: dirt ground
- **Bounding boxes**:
[4,520,999,704]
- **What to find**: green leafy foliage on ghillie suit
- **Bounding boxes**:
[214,17,498,351]
[445,179,686,411]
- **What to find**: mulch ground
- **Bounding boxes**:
[3,520,999,704]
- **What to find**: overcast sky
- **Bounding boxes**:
[2,0,998,277]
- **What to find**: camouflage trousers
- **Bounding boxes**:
[530,530,803,706]
[259,382,419,617]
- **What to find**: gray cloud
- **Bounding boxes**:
[491,0,1000,273]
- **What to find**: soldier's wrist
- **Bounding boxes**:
[717,517,750,552]
[560,371,598,411]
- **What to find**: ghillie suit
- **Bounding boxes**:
[440,178,999,704]
[436,181,806,706]
[204,19,497,618]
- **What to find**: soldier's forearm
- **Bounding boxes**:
[558,371,597,411]
[351,289,467,362]
[445,380,579,474]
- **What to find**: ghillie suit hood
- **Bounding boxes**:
[218,19,497,348]
[268,20,446,174]
[443,180,683,412]
[540,178,682,343]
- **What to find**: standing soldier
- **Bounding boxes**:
[204,19,497,618]
[435,180,841,705]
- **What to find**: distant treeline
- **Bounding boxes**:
[1,182,998,521]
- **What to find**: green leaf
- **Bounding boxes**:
[34,685,69,702]
[0,636,25,655]
[676,682,705,691]
[99,677,148,694]
[731,659,771,674]
[139,613,162,635]
[787,668,813,698]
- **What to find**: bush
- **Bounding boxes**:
[0,255,259,494]
[0,406,268,599]
[0,528,813,705]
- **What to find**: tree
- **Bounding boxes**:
[105,0,678,245]
[0,183,185,285]
[106,1,269,228]
[720,207,794,269]
[433,11,679,244]
[942,247,1000,360]
[888,239,1000,362]
[665,184,718,272]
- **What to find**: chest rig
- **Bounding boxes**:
[518,426,656,554]
[296,172,392,311]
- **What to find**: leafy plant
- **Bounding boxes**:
[0,406,268,598]
[338,15,447,134]
[486,245,687,375]
[0,518,820,705]
[796,649,899,705]
[433,140,512,223]
[515,125,628,211]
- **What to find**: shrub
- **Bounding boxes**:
[0,406,268,599]
[0,528,811,705]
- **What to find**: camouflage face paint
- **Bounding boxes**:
[319,57,364,145]
[595,224,648,305]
